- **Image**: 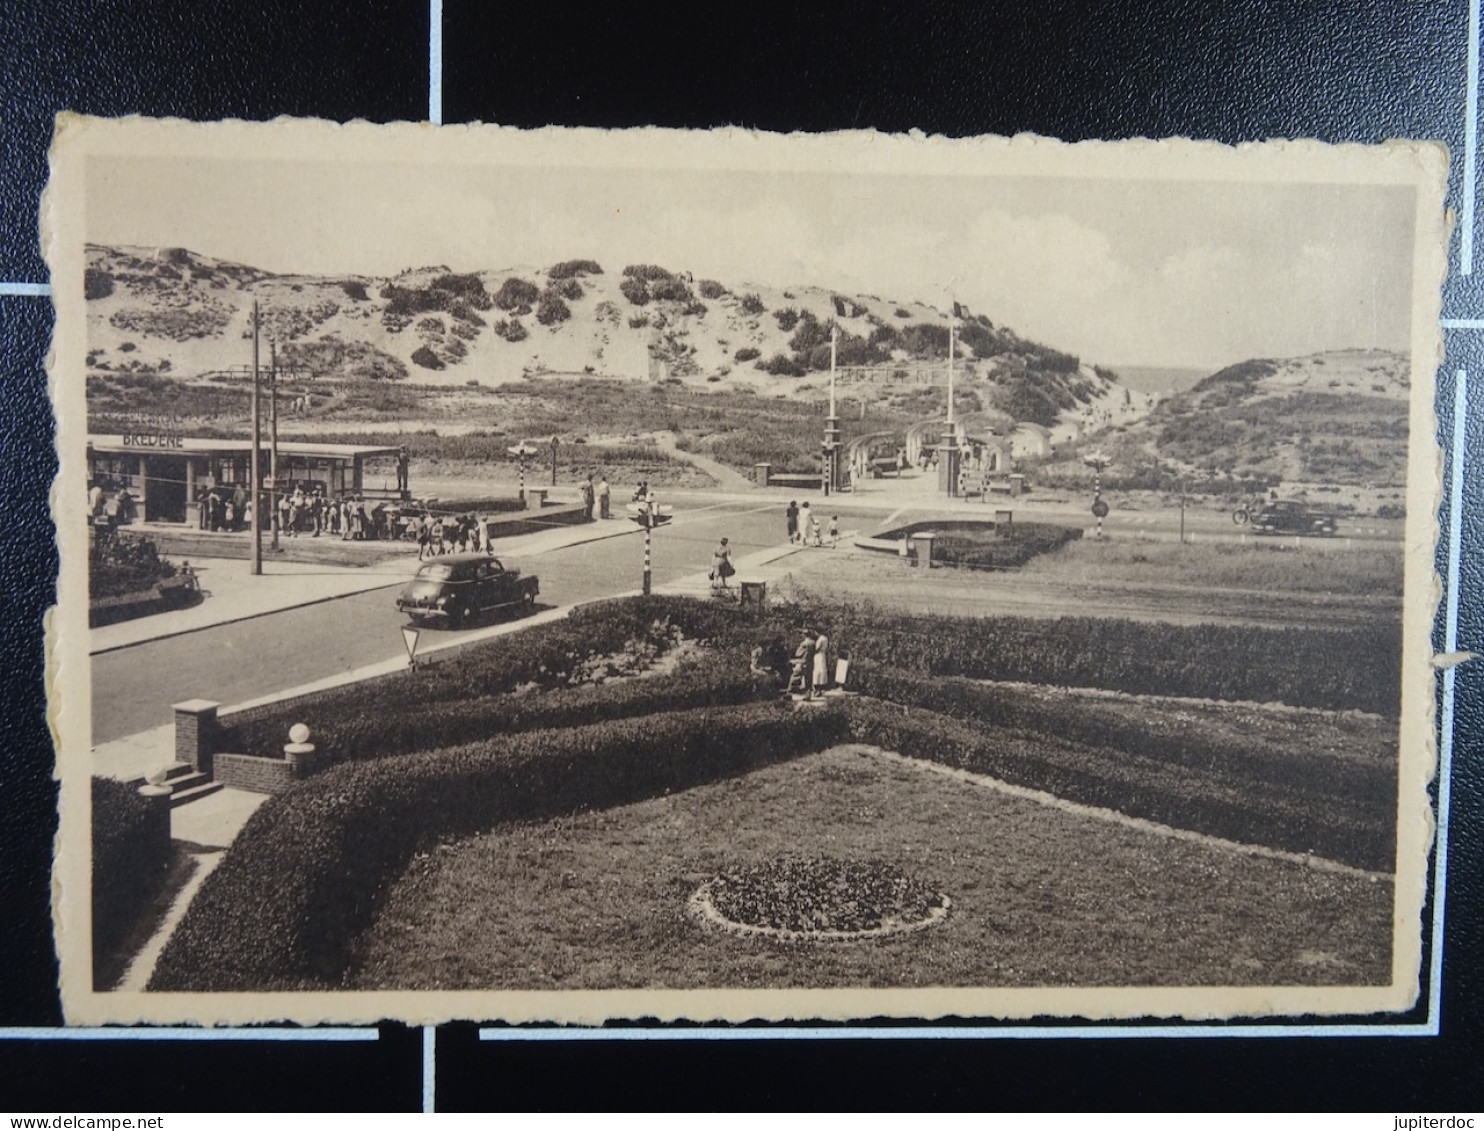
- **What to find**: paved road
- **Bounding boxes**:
[91,491,1400,744]
[93,497,864,744]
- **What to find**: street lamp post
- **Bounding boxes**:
[550,435,559,487]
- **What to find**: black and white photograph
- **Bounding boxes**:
[45,117,1445,1026]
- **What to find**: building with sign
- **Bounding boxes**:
[86,434,403,524]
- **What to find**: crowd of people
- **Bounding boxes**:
[191,481,496,555]
[87,479,138,528]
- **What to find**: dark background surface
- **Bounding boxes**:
[2,0,1480,1110]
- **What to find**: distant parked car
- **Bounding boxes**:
[396,552,538,628]
[1250,500,1338,537]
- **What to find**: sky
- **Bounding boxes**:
[87,150,1419,371]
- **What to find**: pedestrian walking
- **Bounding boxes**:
[597,476,611,519]
[827,515,839,548]
[807,509,823,547]
[711,536,735,592]
[785,500,799,544]
[582,475,595,520]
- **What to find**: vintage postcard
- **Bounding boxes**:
[46,117,1446,1026]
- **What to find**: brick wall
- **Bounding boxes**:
[214,753,296,794]
[214,748,325,794]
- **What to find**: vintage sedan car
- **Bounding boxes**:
[396,552,539,627]
[1250,500,1339,536]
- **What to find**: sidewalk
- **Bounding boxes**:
[89,513,647,655]
[90,556,412,654]
[87,475,995,656]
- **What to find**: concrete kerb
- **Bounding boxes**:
[88,517,647,656]
[92,538,817,780]
[90,535,829,973]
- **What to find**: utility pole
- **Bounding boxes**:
[249,300,262,575]
[269,339,280,551]
[550,435,559,486]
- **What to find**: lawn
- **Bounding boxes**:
[1019,536,1404,597]
[350,744,1392,992]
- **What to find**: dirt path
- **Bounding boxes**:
[649,430,758,491]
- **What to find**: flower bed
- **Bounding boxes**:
[149,701,850,991]
[692,856,950,941]
[218,601,772,764]
[222,651,771,767]
[90,533,178,599]
[876,520,1082,569]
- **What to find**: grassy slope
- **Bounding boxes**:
[1038,350,1411,490]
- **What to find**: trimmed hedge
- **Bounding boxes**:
[217,597,763,758]
[850,667,1397,807]
[833,611,1400,716]
[92,777,171,987]
[149,702,849,990]
[842,698,1393,872]
[223,652,772,767]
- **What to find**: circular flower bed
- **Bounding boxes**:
[691,856,950,942]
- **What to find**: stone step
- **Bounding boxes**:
[167,780,225,809]
[159,761,197,782]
